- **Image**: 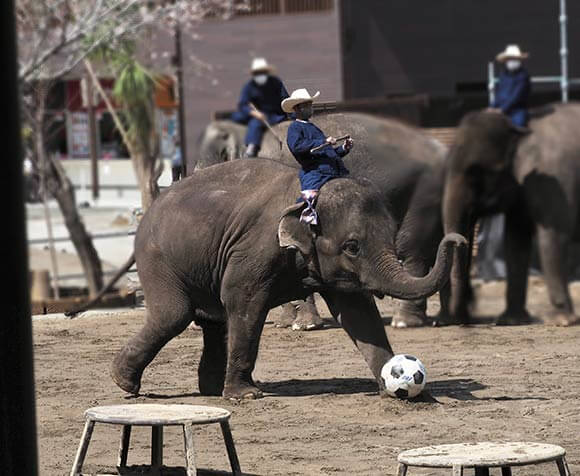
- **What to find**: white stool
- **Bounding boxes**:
[70,404,242,476]
[397,442,570,475]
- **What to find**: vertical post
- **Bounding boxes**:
[560,0,569,102]
[86,74,100,200]
[488,61,496,106]
[0,1,39,474]
[174,22,187,177]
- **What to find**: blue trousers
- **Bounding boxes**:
[508,109,528,127]
[231,111,286,146]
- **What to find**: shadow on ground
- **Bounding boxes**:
[260,377,378,397]
[428,378,548,402]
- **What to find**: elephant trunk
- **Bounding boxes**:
[442,171,474,320]
[372,233,467,301]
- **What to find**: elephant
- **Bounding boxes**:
[111,158,465,399]
[443,103,580,326]
[194,112,450,327]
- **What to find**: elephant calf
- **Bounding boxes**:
[112,159,464,399]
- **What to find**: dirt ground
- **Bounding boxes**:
[33,276,580,476]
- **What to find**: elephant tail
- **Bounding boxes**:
[65,252,136,318]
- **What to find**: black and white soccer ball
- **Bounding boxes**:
[381,354,427,399]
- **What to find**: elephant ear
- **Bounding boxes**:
[278,202,313,256]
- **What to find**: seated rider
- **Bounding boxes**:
[282,88,354,224]
[490,44,531,127]
[231,57,290,157]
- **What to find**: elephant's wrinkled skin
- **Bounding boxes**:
[194,113,449,327]
[443,104,580,326]
[112,160,464,399]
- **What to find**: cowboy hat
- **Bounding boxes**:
[496,44,529,62]
[250,57,273,74]
[281,88,321,113]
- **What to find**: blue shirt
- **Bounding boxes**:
[492,68,531,124]
[235,76,289,120]
[287,119,349,191]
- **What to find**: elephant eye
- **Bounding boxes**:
[342,239,360,257]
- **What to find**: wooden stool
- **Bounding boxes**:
[70,404,242,476]
[396,442,570,475]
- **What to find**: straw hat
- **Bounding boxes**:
[281,88,321,113]
[496,44,529,62]
[250,57,273,74]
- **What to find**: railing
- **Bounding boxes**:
[30,230,137,282]
[233,0,333,16]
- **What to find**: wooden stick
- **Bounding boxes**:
[310,134,351,153]
[248,102,283,148]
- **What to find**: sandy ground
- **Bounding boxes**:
[31,276,580,476]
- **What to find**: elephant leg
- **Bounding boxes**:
[198,320,228,396]
[321,290,394,391]
[112,276,194,395]
[535,226,579,326]
[221,273,270,399]
[444,228,473,325]
[497,208,534,325]
[392,257,429,328]
[291,294,324,331]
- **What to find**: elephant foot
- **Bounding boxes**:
[432,311,465,327]
[391,310,429,328]
[544,312,580,327]
[291,300,324,331]
[111,357,142,395]
[198,359,226,396]
[496,309,535,326]
[273,303,297,328]
[223,383,263,400]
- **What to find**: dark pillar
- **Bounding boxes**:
[174,22,187,177]
[0,0,39,474]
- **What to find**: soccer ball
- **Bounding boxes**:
[381,354,427,399]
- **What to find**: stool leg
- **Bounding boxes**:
[396,463,408,475]
[117,425,132,468]
[151,425,163,469]
[556,456,571,476]
[501,467,512,476]
[452,465,463,476]
[474,468,490,476]
[183,424,196,476]
[220,420,242,475]
[70,419,95,476]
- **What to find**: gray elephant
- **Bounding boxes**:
[194,112,449,327]
[443,104,580,326]
[111,159,464,399]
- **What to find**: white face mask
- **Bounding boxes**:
[253,74,268,86]
[506,59,521,71]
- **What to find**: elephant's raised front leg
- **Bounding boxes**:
[535,225,580,326]
[321,290,393,392]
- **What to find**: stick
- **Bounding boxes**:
[310,135,351,153]
[249,102,283,149]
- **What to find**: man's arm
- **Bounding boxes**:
[287,124,325,155]
[236,82,252,117]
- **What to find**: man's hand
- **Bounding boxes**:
[325,136,337,145]
[486,107,502,113]
[250,109,267,122]
[343,137,354,151]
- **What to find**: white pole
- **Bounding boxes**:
[488,61,496,106]
[560,0,569,102]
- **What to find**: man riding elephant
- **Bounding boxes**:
[110,158,465,399]
[231,57,290,158]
